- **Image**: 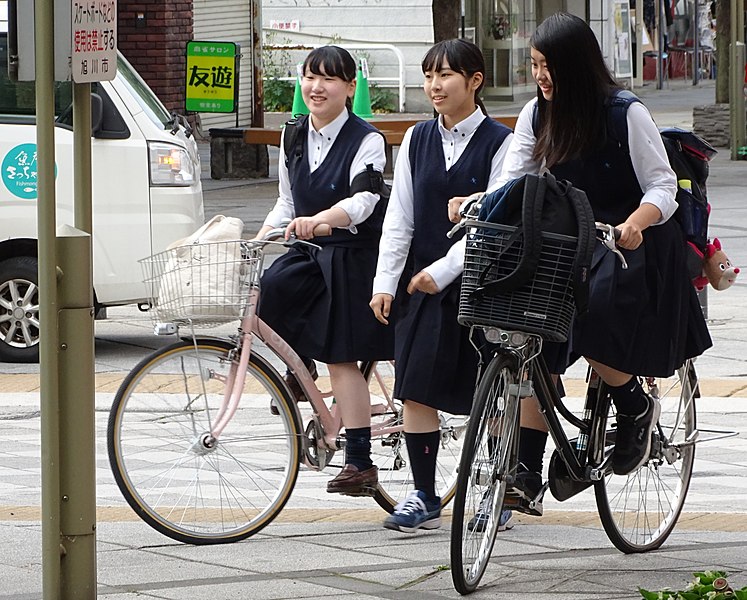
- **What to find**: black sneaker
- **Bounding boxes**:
[612,395,661,475]
[504,466,544,516]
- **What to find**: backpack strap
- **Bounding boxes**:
[350,163,391,199]
[469,174,547,301]
[282,115,308,168]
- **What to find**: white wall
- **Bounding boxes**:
[263,0,436,112]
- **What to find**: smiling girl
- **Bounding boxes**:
[370,39,513,533]
[256,46,392,497]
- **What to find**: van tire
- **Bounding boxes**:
[0,256,41,363]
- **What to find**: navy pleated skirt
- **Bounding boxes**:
[394,279,478,415]
[258,244,394,364]
[545,218,712,377]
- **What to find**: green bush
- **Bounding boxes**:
[264,78,294,112]
[369,83,396,114]
[639,571,747,600]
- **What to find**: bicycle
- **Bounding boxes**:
[447,206,734,594]
[107,225,468,545]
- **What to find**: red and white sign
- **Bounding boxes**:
[269,19,300,32]
[72,0,117,83]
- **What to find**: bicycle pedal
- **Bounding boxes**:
[339,485,377,498]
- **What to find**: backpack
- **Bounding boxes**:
[532,91,717,280]
[281,116,391,199]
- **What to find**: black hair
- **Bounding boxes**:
[530,12,620,167]
[303,45,357,110]
[421,38,488,115]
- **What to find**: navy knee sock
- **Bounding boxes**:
[345,427,373,471]
[609,377,647,416]
[518,427,548,474]
[405,431,440,502]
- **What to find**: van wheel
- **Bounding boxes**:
[0,257,41,363]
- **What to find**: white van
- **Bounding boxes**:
[0,22,204,362]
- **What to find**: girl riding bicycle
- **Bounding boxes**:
[450,13,712,518]
[370,38,513,532]
[255,45,393,496]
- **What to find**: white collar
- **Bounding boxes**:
[437,106,485,139]
[308,108,350,140]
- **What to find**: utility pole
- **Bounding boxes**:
[729,0,745,159]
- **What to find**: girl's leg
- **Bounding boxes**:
[383,399,442,532]
[585,358,660,475]
[326,362,377,495]
[403,400,440,501]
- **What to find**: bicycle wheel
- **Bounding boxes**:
[361,360,468,513]
[595,359,697,553]
[108,338,303,545]
[451,355,519,595]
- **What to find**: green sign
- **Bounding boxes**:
[185,41,239,113]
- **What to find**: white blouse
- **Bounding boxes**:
[262,108,386,230]
[490,97,678,220]
[372,107,513,297]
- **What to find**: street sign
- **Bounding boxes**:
[71,0,117,83]
[185,40,239,113]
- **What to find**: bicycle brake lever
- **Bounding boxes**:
[596,223,628,270]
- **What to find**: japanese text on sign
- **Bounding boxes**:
[72,0,118,83]
[185,41,239,113]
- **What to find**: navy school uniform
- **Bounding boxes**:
[394,118,511,414]
[543,110,712,378]
[257,112,394,364]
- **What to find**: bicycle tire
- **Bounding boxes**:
[360,360,468,513]
[595,359,697,553]
[450,354,519,595]
[107,338,303,545]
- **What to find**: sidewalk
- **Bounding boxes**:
[1,78,747,599]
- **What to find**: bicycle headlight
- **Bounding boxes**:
[149,142,197,186]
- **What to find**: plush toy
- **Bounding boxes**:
[693,238,740,291]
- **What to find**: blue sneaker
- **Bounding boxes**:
[383,490,441,533]
[467,489,514,532]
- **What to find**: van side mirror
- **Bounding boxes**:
[91,93,104,135]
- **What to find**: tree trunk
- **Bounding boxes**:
[432,0,461,42]
[715,0,730,104]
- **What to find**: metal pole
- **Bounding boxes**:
[35,0,61,596]
[693,0,700,84]
[60,82,97,599]
[730,0,746,159]
[658,0,666,89]
[251,0,264,127]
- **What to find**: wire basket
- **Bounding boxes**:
[458,221,578,343]
[140,240,258,327]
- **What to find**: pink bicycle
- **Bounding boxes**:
[107,228,469,544]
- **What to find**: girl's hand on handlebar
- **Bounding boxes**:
[448,193,481,223]
[370,293,393,325]
[407,271,440,295]
[615,221,643,250]
[285,217,331,240]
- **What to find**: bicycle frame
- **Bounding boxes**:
[192,243,403,468]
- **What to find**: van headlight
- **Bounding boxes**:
[149,142,197,186]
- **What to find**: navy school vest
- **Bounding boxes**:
[536,94,643,226]
[287,112,386,247]
[408,117,511,270]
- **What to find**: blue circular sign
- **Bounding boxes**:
[2,143,40,200]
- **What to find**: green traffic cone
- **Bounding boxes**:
[291,64,309,117]
[353,58,373,119]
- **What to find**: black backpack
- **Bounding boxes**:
[533,91,717,280]
[473,172,597,315]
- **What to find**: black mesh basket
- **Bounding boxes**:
[458,221,578,343]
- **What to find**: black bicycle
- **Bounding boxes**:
[448,206,715,594]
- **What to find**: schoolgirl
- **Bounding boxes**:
[256,45,393,496]
[452,13,712,519]
[370,38,513,532]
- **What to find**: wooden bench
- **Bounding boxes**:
[241,115,518,148]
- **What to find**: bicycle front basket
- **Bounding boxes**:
[458,221,577,342]
[140,240,258,326]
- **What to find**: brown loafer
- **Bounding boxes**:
[326,464,378,497]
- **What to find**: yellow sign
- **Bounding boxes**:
[185,41,238,113]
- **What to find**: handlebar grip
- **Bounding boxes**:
[612,227,621,241]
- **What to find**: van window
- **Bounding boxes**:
[0,33,72,119]
[116,53,171,129]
